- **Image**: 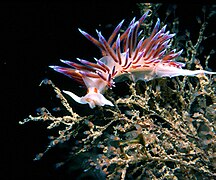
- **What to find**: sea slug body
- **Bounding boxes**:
[49,10,216,108]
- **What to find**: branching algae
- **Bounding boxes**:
[21,4,216,179]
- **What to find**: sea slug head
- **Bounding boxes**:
[63,87,114,109]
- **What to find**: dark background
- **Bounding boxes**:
[1,2,216,180]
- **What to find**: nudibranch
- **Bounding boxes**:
[49,11,216,109]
